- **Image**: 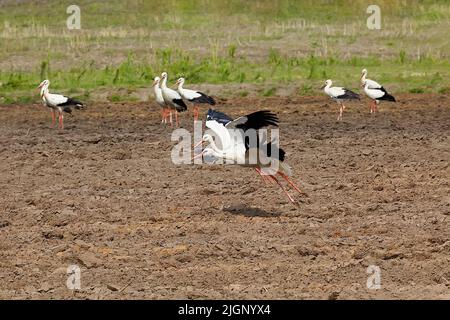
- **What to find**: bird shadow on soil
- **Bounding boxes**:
[222,205,281,217]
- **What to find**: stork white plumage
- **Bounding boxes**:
[363,80,396,112]
[37,79,84,129]
[152,76,170,124]
[193,109,304,205]
[160,72,187,127]
[322,79,360,121]
[175,77,216,121]
[360,69,396,113]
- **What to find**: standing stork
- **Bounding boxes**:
[193,109,304,205]
[160,72,187,127]
[37,79,84,129]
[360,69,396,113]
[175,77,216,121]
[152,76,169,124]
[322,79,360,121]
[362,80,396,110]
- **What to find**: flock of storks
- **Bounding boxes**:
[36,68,396,205]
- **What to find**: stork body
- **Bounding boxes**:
[152,77,170,124]
[322,79,360,121]
[194,109,303,205]
[360,69,396,113]
[38,80,84,129]
[175,77,215,121]
[363,81,396,112]
[160,72,187,127]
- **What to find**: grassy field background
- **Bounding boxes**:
[0,0,449,104]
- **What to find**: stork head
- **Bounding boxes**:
[321,79,332,89]
[202,133,215,145]
[175,77,185,86]
[161,72,168,80]
[361,68,368,80]
[152,76,160,87]
[193,133,214,149]
[37,79,50,90]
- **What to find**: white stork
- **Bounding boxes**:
[37,79,84,129]
[160,72,187,127]
[322,79,360,121]
[360,69,396,113]
[363,80,396,110]
[193,109,304,205]
[175,77,216,121]
[152,76,170,124]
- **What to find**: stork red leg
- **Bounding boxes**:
[193,105,199,121]
[166,108,171,123]
[160,108,165,123]
[58,112,64,130]
[51,110,56,128]
[337,103,343,121]
[254,168,272,185]
[169,110,173,127]
[278,172,303,195]
[175,111,179,127]
[269,175,296,204]
[371,100,377,114]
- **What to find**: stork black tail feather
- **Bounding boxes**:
[342,89,360,100]
[206,109,233,125]
[191,93,216,105]
[266,143,286,162]
[381,92,396,102]
[60,98,85,109]
[173,99,188,112]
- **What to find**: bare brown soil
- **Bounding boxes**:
[0,94,449,299]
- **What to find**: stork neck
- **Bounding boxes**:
[361,73,366,83]
[42,88,49,98]
[153,83,161,94]
[161,77,167,88]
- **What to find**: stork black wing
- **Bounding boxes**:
[190,92,216,105]
[206,109,233,125]
[336,89,360,100]
[173,99,188,112]
[235,110,279,131]
[58,97,84,109]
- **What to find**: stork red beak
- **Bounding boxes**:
[152,80,158,87]
[320,85,326,89]
[193,139,204,149]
